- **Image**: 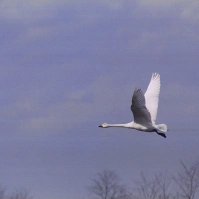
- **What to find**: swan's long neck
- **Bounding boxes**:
[107,122,133,128]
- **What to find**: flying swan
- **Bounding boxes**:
[99,73,168,138]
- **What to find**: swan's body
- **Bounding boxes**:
[99,73,167,138]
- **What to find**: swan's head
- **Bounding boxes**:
[98,123,109,128]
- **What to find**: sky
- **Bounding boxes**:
[0,0,199,198]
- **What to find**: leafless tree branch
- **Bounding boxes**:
[88,169,132,199]
[173,160,199,199]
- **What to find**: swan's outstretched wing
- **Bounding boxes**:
[131,88,152,126]
[144,73,160,124]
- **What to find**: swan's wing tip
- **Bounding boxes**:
[134,87,141,92]
[152,72,160,78]
[133,88,144,97]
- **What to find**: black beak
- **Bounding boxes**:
[98,125,102,127]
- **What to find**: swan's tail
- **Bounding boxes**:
[155,124,168,132]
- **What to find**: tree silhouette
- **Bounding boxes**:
[9,189,32,199]
[86,160,199,199]
[0,186,5,199]
[173,161,199,199]
[88,169,131,199]
[133,172,179,199]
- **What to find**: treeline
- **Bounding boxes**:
[87,160,199,199]
[0,188,32,199]
[1,160,199,199]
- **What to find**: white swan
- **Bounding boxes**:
[99,73,168,138]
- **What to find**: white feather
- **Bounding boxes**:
[144,73,160,124]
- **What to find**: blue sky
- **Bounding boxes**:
[0,1,199,199]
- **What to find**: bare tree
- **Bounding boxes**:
[134,172,179,199]
[173,161,199,199]
[155,172,171,199]
[155,172,179,199]
[88,169,132,199]
[8,189,32,199]
[134,172,159,199]
[0,186,5,199]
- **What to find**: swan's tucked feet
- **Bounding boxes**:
[156,131,166,138]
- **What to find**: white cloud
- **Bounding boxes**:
[69,90,86,100]
[163,83,199,117]
[4,71,133,135]
[134,0,199,25]
[0,0,65,21]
